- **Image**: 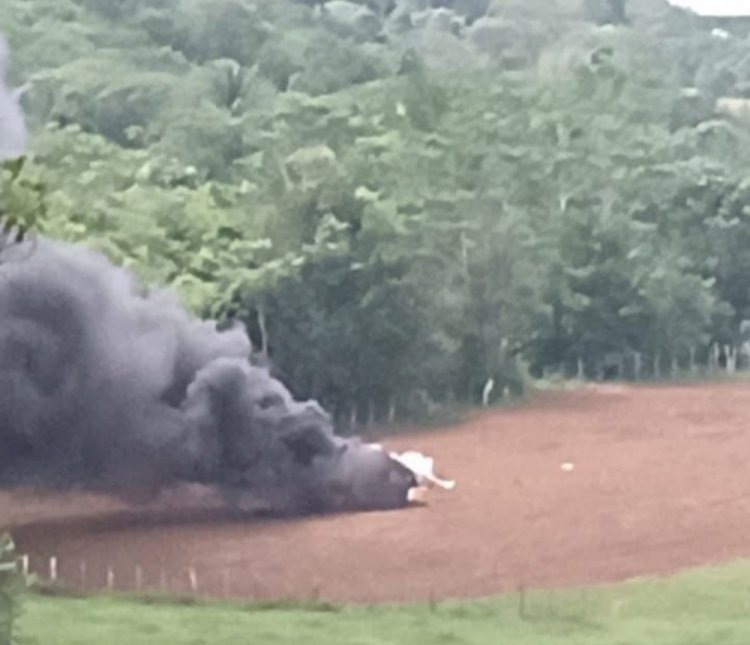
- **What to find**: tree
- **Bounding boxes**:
[4,0,750,420]
[1,159,45,252]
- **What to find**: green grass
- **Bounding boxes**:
[15,561,750,644]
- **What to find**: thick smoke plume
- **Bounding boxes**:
[0,240,417,514]
[0,34,26,161]
[0,33,414,515]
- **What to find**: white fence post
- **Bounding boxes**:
[482,378,494,406]
[726,345,737,374]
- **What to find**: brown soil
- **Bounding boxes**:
[4,382,750,604]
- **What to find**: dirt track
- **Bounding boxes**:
[4,382,750,603]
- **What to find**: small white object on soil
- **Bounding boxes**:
[560,462,575,472]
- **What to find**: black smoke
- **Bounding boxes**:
[0,240,417,514]
[0,32,415,515]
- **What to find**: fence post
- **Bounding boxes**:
[106,566,114,591]
[188,567,198,594]
[482,378,494,406]
[518,585,527,619]
[49,557,57,583]
[726,345,737,374]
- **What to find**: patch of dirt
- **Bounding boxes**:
[5,383,750,603]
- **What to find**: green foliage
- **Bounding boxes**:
[0,158,46,251]
[4,0,750,418]
[0,534,28,645]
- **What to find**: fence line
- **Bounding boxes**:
[20,554,264,601]
[544,342,750,383]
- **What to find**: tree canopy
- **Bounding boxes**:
[3,0,750,424]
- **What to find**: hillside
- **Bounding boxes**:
[2,0,750,424]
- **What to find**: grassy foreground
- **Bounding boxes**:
[17,562,750,645]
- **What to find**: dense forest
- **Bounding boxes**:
[2,0,750,426]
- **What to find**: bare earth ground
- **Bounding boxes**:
[4,382,750,604]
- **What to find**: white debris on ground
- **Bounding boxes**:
[367,443,456,504]
[389,450,456,490]
[407,486,428,503]
[389,450,456,491]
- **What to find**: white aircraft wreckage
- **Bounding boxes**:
[367,444,456,505]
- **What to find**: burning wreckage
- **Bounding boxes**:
[0,37,453,515]
[0,240,454,515]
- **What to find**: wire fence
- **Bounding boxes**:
[20,553,248,600]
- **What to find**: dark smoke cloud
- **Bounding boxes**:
[0,240,416,514]
[0,33,413,515]
[0,34,26,161]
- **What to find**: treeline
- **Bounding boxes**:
[3,0,750,424]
